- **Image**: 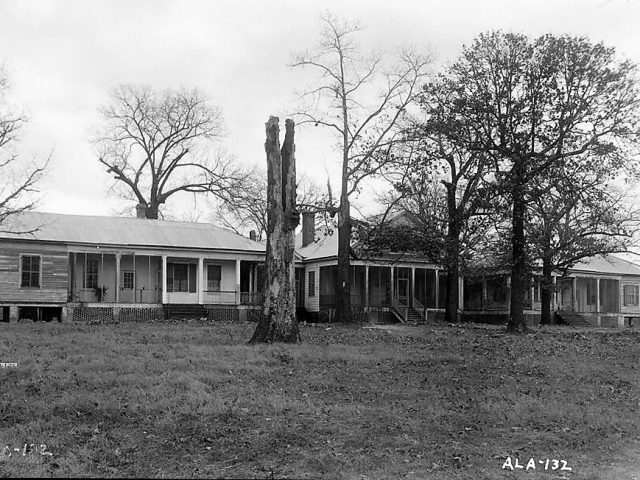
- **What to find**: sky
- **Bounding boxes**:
[1,0,639,222]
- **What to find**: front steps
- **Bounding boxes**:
[555,311,591,327]
[165,304,209,320]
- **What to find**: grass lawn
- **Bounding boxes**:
[1,320,639,479]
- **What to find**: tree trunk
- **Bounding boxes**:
[444,186,461,323]
[540,256,554,325]
[335,199,352,323]
[507,175,528,333]
[249,117,300,344]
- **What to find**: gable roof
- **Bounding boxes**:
[296,227,337,261]
[0,211,265,253]
[295,226,438,265]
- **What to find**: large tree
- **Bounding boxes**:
[249,117,300,344]
[528,161,638,325]
[409,75,495,323]
[0,66,48,231]
[450,32,640,332]
[94,84,240,219]
[291,12,433,322]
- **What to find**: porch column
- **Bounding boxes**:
[161,255,168,303]
[530,278,535,309]
[618,279,624,326]
[249,265,254,293]
[390,266,395,305]
[618,279,623,315]
[254,265,259,292]
[435,269,440,309]
[236,259,241,305]
[482,277,487,310]
[115,254,121,303]
[572,276,578,311]
[596,278,600,313]
[365,265,370,308]
[133,253,137,302]
[410,267,415,308]
[552,275,557,310]
[69,252,76,302]
[198,256,204,305]
[459,276,464,311]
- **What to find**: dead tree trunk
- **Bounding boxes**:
[249,117,301,344]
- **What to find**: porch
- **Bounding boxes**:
[462,273,629,327]
[318,264,447,321]
[67,252,264,307]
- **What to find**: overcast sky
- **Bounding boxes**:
[1,0,639,221]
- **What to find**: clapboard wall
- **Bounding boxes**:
[0,241,68,303]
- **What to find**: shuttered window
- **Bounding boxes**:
[166,263,197,293]
[207,265,221,291]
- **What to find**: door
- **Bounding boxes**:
[397,278,409,306]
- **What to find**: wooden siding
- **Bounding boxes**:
[0,243,68,303]
[304,266,320,312]
[621,278,640,315]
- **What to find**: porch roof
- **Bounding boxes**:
[295,228,438,265]
[0,211,265,253]
[570,255,640,276]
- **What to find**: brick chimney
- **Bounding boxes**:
[135,203,147,219]
[249,230,257,241]
[302,212,315,247]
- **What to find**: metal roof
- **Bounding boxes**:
[295,228,437,265]
[295,226,640,276]
[0,211,265,253]
[570,254,640,276]
[295,228,338,261]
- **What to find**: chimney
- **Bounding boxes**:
[302,212,315,247]
[249,230,257,241]
[135,203,147,219]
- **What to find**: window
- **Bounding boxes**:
[308,271,316,297]
[623,285,639,307]
[123,270,135,290]
[20,255,40,288]
[207,265,221,291]
[166,263,197,293]
[86,259,98,289]
[175,264,189,292]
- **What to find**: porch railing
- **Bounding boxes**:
[319,294,368,307]
[241,292,264,305]
[203,290,237,304]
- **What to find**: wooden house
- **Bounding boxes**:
[0,211,264,322]
[462,256,640,327]
[296,213,449,323]
[1,210,639,328]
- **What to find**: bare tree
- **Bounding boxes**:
[0,66,48,232]
[214,169,328,241]
[249,117,300,344]
[93,84,241,219]
[291,12,433,322]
